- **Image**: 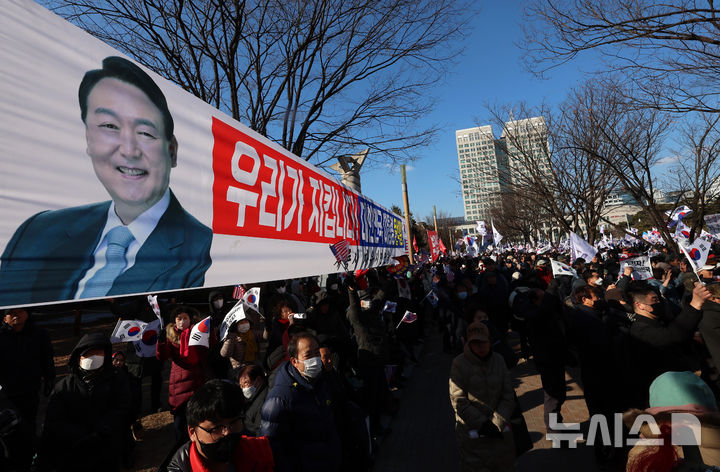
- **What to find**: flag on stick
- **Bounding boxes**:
[147,294,163,324]
[232,284,245,300]
[133,319,162,358]
[110,319,147,343]
[396,310,418,329]
[570,232,598,262]
[550,260,578,278]
[220,302,247,341]
[242,287,261,314]
[383,301,397,313]
[189,316,212,348]
[679,237,711,279]
[330,239,351,269]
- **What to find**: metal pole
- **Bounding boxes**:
[401,165,414,264]
[433,205,438,233]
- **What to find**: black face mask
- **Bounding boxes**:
[649,302,666,319]
[592,300,608,312]
[198,432,242,463]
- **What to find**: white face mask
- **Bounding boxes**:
[237,323,250,333]
[80,355,104,371]
[594,278,604,286]
[242,385,257,399]
[213,299,224,309]
[277,287,286,294]
[330,283,338,291]
[301,356,323,379]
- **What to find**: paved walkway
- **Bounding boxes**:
[373,325,613,472]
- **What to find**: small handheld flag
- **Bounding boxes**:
[133,319,162,358]
[330,239,351,270]
[232,284,245,300]
[189,316,212,348]
[219,302,247,341]
[110,319,147,343]
[550,260,578,278]
[147,294,163,324]
[242,287,261,314]
[383,301,397,313]
[679,237,711,281]
[396,310,418,329]
[387,255,409,276]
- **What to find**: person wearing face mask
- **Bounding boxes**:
[38,332,131,472]
[157,306,208,442]
[233,365,269,437]
[567,286,620,465]
[259,332,341,472]
[220,319,258,369]
[208,290,227,326]
[624,281,711,408]
[449,322,515,472]
[163,379,273,472]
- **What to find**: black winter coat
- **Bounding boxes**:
[242,382,269,437]
[700,300,720,375]
[626,302,702,407]
[40,332,131,472]
[346,290,390,367]
[0,318,54,398]
[259,361,341,472]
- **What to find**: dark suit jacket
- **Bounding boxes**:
[0,191,212,306]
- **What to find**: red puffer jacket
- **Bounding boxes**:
[156,325,207,410]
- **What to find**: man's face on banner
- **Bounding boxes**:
[84,77,177,223]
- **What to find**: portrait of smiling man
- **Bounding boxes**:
[0,56,213,306]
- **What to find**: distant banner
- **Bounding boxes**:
[0,0,407,308]
[427,230,441,262]
[705,213,720,236]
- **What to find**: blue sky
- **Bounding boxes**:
[356,1,602,222]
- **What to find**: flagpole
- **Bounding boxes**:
[401,165,415,265]
[433,205,438,233]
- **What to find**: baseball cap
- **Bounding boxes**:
[466,322,489,343]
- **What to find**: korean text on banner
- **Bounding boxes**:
[427,230,441,262]
[0,0,408,309]
[619,256,653,280]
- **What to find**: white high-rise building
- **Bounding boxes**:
[455,117,549,223]
[455,126,506,221]
[501,116,550,186]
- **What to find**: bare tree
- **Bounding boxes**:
[523,0,720,113]
[669,112,720,239]
[483,101,618,245]
[562,80,677,249]
[49,0,475,168]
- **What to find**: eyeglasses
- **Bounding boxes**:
[196,416,243,441]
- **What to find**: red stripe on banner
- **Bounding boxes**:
[212,118,360,245]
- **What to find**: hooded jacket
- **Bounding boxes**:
[259,361,341,472]
[41,332,131,471]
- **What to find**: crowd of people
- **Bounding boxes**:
[0,264,430,472]
[2,244,720,471]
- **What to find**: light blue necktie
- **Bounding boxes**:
[79,226,135,298]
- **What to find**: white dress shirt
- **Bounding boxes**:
[74,189,171,298]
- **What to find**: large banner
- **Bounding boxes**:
[0,0,407,308]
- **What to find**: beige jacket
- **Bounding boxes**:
[449,344,515,431]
